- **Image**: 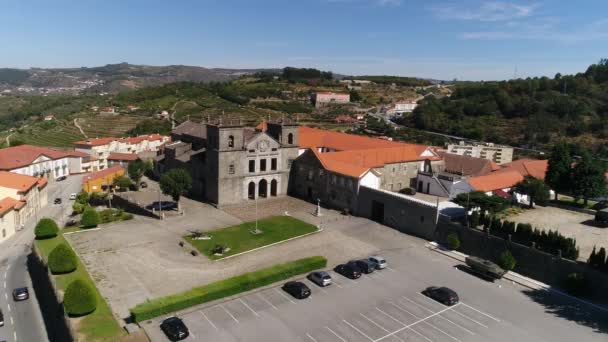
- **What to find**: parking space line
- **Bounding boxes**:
[220,304,240,324]
[10,316,14,325]
[306,333,320,342]
[415,293,488,328]
[461,303,501,322]
[360,313,404,342]
[199,310,218,331]
[391,301,461,342]
[325,326,347,342]
[4,293,6,300]
[13,331,17,342]
[375,308,434,342]
[7,303,11,312]
[343,319,374,341]
[422,321,462,342]
[401,297,475,335]
[385,267,397,273]
[275,288,296,304]
[258,293,278,311]
[239,298,260,317]
[374,305,456,342]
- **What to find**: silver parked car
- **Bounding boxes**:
[368,255,387,269]
[307,271,332,287]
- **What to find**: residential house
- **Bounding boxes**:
[0,171,48,238]
[107,153,139,167]
[312,92,350,108]
[44,114,55,121]
[74,134,170,169]
[82,165,125,193]
[0,145,72,181]
[387,101,418,117]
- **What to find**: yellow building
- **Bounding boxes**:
[82,165,125,193]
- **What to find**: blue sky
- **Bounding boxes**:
[1,0,607,80]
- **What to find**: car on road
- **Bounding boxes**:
[368,255,387,269]
[334,263,362,279]
[0,308,4,327]
[160,316,189,341]
[307,271,332,287]
[69,193,77,200]
[140,181,148,188]
[12,287,29,301]
[422,286,459,306]
[351,259,375,274]
[56,175,67,181]
[54,198,62,205]
[282,281,311,299]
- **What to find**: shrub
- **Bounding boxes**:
[130,256,327,322]
[72,202,86,215]
[490,218,502,236]
[446,233,460,250]
[63,279,97,316]
[562,272,589,297]
[34,218,59,240]
[75,191,89,205]
[81,208,100,228]
[48,243,77,274]
[498,250,517,271]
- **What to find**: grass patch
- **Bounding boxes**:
[185,216,318,260]
[35,234,125,341]
[130,256,327,322]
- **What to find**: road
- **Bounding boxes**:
[0,174,83,342]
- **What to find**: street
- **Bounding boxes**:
[0,174,82,342]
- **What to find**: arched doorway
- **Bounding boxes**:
[258,179,267,198]
[270,179,278,197]
[248,182,256,199]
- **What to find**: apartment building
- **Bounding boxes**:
[312,92,350,108]
[0,171,48,241]
[446,142,514,164]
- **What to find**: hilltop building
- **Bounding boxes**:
[312,92,350,108]
[446,142,514,164]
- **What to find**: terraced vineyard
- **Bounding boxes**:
[12,120,84,147]
[78,115,144,138]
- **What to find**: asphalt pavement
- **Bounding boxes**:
[0,174,83,342]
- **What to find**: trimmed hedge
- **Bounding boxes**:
[34,218,59,239]
[130,256,327,322]
[64,279,97,316]
[48,243,77,274]
[446,233,460,250]
[81,208,100,228]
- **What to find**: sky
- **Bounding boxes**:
[1,0,607,80]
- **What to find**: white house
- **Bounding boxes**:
[74,134,170,169]
[0,145,72,181]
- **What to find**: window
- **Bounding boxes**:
[228,135,234,148]
[288,133,294,144]
[420,216,425,223]
[249,149,255,153]
[271,158,277,170]
[389,183,393,191]
[228,164,235,174]
[260,159,267,172]
[249,160,255,173]
[271,148,277,151]
[331,174,337,184]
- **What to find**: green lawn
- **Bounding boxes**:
[35,234,125,342]
[185,216,318,260]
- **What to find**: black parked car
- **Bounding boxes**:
[147,201,177,211]
[0,308,4,327]
[422,286,459,306]
[350,259,375,274]
[334,263,362,279]
[12,287,29,301]
[160,317,189,341]
[282,281,311,299]
[56,176,67,181]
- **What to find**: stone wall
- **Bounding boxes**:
[435,223,608,304]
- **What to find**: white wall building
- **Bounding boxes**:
[74,134,170,169]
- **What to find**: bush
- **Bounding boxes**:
[72,202,86,215]
[130,256,327,322]
[75,191,89,205]
[81,208,100,228]
[34,218,59,240]
[562,272,589,297]
[446,233,460,250]
[48,243,77,274]
[498,250,517,271]
[63,279,97,316]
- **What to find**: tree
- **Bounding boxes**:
[127,159,146,186]
[48,243,77,274]
[75,191,89,205]
[446,233,461,250]
[34,218,59,239]
[498,250,517,271]
[159,168,192,210]
[545,142,573,199]
[72,202,86,215]
[571,151,607,205]
[453,192,509,214]
[469,211,480,228]
[63,279,97,316]
[514,177,551,208]
[81,208,100,229]
[596,247,607,269]
[112,175,133,191]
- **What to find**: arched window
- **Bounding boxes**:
[228,135,234,148]
[287,133,294,144]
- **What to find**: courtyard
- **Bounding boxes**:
[507,205,608,260]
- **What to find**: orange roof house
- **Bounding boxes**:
[467,170,524,192]
[0,171,43,193]
[0,197,18,216]
[0,145,69,170]
[82,165,125,193]
[499,159,548,180]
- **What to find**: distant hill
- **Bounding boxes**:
[0,63,279,94]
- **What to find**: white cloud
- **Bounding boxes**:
[432,1,537,22]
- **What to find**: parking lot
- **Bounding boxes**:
[143,245,608,342]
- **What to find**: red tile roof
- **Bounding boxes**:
[298,127,404,151]
[37,178,48,189]
[14,201,26,210]
[499,159,548,180]
[0,145,68,170]
[256,120,268,132]
[107,153,138,161]
[468,170,524,192]
[82,165,124,184]
[0,171,42,193]
[0,197,17,216]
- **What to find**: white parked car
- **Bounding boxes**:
[69,193,77,200]
[368,255,387,270]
